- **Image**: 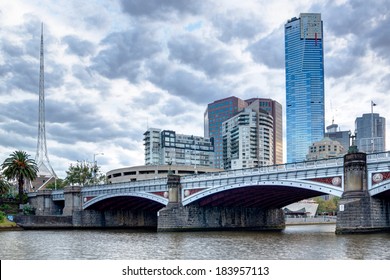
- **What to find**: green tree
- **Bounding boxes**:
[1,151,38,204]
[64,161,105,187]
[314,196,339,214]
[45,178,66,190]
[0,174,11,196]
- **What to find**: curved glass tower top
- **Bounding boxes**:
[285,13,325,163]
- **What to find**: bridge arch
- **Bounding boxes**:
[83,192,168,211]
[369,181,390,199]
[182,179,343,208]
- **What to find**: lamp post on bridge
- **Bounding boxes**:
[93,153,104,183]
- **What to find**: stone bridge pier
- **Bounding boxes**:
[157,174,285,232]
[336,152,390,234]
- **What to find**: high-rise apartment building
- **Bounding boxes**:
[205,96,283,168]
[222,108,274,170]
[144,128,161,165]
[204,97,247,169]
[245,98,283,165]
[144,128,214,167]
[285,13,325,163]
[355,113,386,153]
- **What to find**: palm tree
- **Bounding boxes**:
[0,174,11,196]
[1,151,38,205]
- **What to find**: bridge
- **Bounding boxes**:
[25,151,390,233]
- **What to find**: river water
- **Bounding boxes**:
[1,224,389,260]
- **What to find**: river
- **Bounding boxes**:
[1,224,389,260]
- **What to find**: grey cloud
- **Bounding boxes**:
[84,14,110,30]
[168,34,243,77]
[368,16,390,63]
[323,0,390,51]
[247,27,284,69]
[62,35,95,57]
[325,41,366,78]
[0,20,66,94]
[132,91,162,108]
[147,61,228,104]
[212,12,264,42]
[120,0,203,19]
[324,0,379,37]
[0,99,38,129]
[91,30,161,81]
[160,97,188,117]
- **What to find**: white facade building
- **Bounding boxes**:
[222,108,274,170]
[306,137,345,160]
[143,128,214,167]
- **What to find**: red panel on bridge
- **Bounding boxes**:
[372,171,390,185]
[306,177,342,187]
[152,191,166,198]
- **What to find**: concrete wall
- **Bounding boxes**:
[157,204,285,232]
[14,215,73,229]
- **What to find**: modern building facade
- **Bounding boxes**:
[246,98,283,165]
[222,108,274,170]
[324,122,350,152]
[285,13,325,163]
[355,113,386,153]
[204,97,248,169]
[144,128,214,167]
[205,96,283,168]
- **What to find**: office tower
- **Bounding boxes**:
[285,13,325,163]
[355,113,386,153]
[204,96,247,169]
[222,108,274,170]
[324,122,350,152]
[143,128,214,167]
[245,98,283,165]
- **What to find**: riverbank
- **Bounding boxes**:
[286,216,336,225]
[0,218,23,231]
[1,215,337,230]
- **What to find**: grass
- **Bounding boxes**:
[0,218,17,228]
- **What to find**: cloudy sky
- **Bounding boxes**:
[1,0,389,178]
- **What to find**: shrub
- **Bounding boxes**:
[0,204,11,212]
[0,211,5,223]
[15,193,28,204]
[22,204,36,215]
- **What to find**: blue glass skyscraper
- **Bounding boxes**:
[285,13,325,163]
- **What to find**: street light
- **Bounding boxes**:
[371,101,376,153]
[93,153,104,182]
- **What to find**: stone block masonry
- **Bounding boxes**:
[72,209,158,228]
[336,151,390,233]
[157,204,285,232]
[336,192,390,233]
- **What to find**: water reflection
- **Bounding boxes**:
[0,225,389,260]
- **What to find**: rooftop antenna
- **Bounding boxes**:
[35,23,56,186]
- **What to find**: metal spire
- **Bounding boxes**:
[35,23,56,179]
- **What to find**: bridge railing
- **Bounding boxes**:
[182,156,344,182]
[52,190,65,201]
[182,151,390,183]
[81,177,168,194]
[367,151,390,162]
